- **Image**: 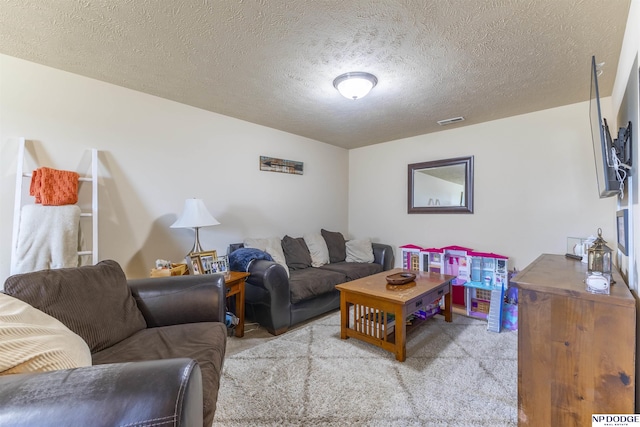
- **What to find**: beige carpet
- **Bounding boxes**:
[213,310,517,426]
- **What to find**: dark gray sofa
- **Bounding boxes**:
[1,260,227,427]
[229,240,394,335]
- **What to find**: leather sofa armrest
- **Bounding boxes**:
[246,260,289,292]
[128,274,226,327]
[0,358,203,427]
[372,243,395,271]
[245,259,291,334]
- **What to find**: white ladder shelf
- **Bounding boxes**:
[10,138,99,271]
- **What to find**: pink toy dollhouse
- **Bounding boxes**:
[398,244,424,271]
[399,244,509,324]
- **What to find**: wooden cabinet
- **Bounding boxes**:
[511,254,635,426]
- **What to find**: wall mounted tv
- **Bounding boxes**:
[590,55,632,198]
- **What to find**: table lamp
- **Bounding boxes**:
[170,198,220,254]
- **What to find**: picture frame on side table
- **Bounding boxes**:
[187,254,203,275]
[617,209,629,255]
[209,255,230,275]
[191,250,218,275]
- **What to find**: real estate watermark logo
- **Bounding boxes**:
[592,414,640,427]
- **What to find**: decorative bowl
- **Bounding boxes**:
[386,272,416,285]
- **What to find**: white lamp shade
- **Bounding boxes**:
[333,72,378,100]
[170,199,220,229]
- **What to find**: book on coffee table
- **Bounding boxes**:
[360,311,395,335]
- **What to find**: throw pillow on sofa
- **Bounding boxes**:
[346,239,375,263]
[0,292,92,375]
[265,246,290,277]
[303,232,330,267]
[4,260,147,353]
[281,235,313,270]
[321,229,347,263]
[244,236,289,275]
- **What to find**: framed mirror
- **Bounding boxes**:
[408,156,474,214]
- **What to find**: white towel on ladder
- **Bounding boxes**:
[11,205,81,274]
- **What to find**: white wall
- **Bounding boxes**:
[0,54,349,282]
[610,0,640,410]
[612,0,639,292]
[349,101,617,271]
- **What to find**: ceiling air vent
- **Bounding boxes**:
[437,116,465,126]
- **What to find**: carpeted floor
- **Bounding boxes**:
[213,311,517,426]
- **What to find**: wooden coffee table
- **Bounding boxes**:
[336,268,455,361]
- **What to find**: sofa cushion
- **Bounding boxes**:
[244,236,289,273]
[282,235,312,270]
[319,262,383,281]
[288,268,347,304]
[304,232,330,267]
[321,229,346,263]
[0,293,92,375]
[4,260,147,353]
[92,322,227,427]
[244,237,283,258]
[265,246,290,278]
[345,238,375,263]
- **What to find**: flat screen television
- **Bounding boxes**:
[590,55,620,198]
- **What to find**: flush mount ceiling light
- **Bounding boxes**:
[333,72,378,100]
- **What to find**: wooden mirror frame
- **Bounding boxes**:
[408,156,474,214]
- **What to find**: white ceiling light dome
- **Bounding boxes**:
[333,72,378,100]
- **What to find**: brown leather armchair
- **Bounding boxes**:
[0,261,227,427]
[0,358,204,426]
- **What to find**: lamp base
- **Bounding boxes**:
[188,227,205,254]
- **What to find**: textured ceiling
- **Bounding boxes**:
[0,0,631,149]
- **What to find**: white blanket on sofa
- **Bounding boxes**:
[0,292,91,375]
[12,204,81,274]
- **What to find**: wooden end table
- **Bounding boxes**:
[336,268,454,362]
[224,271,250,337]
